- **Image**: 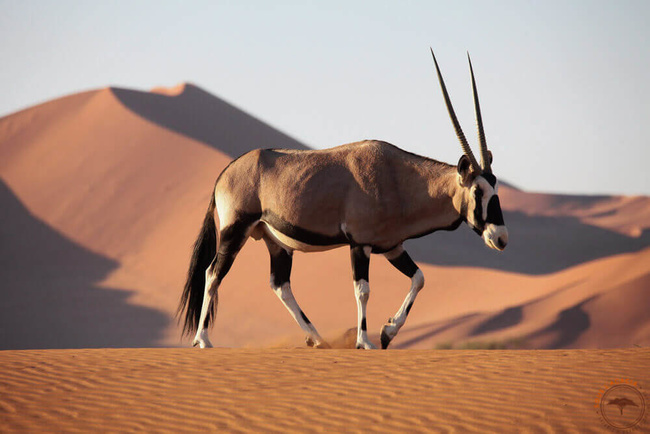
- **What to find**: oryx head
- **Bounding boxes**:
[431,49,508,251]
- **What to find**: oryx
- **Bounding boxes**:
[178,50,508,349]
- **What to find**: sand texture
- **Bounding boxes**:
[1,348,648,432]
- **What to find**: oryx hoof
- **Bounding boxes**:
[192,330,213,348]
[380,319,398,349]
[355,341,377,350]
[305,336,330,349]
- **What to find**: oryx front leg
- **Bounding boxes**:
[351,246,376,349]
[380,246,424,349]
[265,237,326,348]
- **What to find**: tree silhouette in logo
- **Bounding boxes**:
[607,397,639,416]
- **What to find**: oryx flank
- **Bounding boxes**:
[178,50,508,349]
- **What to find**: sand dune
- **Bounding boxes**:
[0,348,647,432]
[1,84,649,350]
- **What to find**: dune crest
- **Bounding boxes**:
[150,82,188,96]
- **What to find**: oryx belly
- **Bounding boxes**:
[261,221,345,253]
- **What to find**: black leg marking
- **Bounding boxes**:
[300,310,311,325]
[269,248,292,287]
[388,251,418,278]
[361,318,367,332]
[350,246,370,282]
[405,302,413,315]
[381,330,391,349]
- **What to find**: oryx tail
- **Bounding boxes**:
[178,192,217,336]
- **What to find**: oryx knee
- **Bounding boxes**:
[354,279,370,302]
[272,281,293,303]
[412,269,425,292]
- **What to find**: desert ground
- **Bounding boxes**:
[0,84,648,431]
[1,348,648,432]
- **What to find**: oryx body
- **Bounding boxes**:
[179,51,509,349]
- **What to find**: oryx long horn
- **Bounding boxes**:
[467,53,491,173]
[430,48,480,173]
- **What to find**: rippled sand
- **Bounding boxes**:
[1,348,647,432]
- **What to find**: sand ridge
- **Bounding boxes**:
[0,348,648,432]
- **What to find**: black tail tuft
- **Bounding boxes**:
[177,193,217,336]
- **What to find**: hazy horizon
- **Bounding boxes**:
[2,1,649,196]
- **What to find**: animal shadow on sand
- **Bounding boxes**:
[111,84,308,158]
[0,180,168,350]
[405,210,650,275]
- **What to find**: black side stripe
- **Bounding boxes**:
[263,210,348,246]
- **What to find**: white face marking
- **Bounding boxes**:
[483,223,509,251]
[466,177,508,251]
[474,177,495,222]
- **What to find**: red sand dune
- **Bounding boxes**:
[1,84,649,350]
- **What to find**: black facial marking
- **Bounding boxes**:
[361,318,367,331]
[388,251,419,278]
[269,248,292,287]
[300,310,311,325]
[482,173,497,188]
[486,195,505,226]
[350,246,370,282]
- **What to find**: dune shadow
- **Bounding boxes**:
[0,180,169,349]
[394,280,591,349]
[111,84,309,158]
[392,313,481,349]
[405,210,650,275]
[525,297,595,348]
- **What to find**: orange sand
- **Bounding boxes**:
[0,348,648,432]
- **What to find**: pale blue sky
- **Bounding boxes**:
[1,1,649,195]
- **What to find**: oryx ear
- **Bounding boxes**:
[487,150,493,165]
[457,155,474,186]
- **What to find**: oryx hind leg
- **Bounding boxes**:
[263,236,327,348]
[193,215,258,348]
[380,245,424,349]
[351,245,376,349]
